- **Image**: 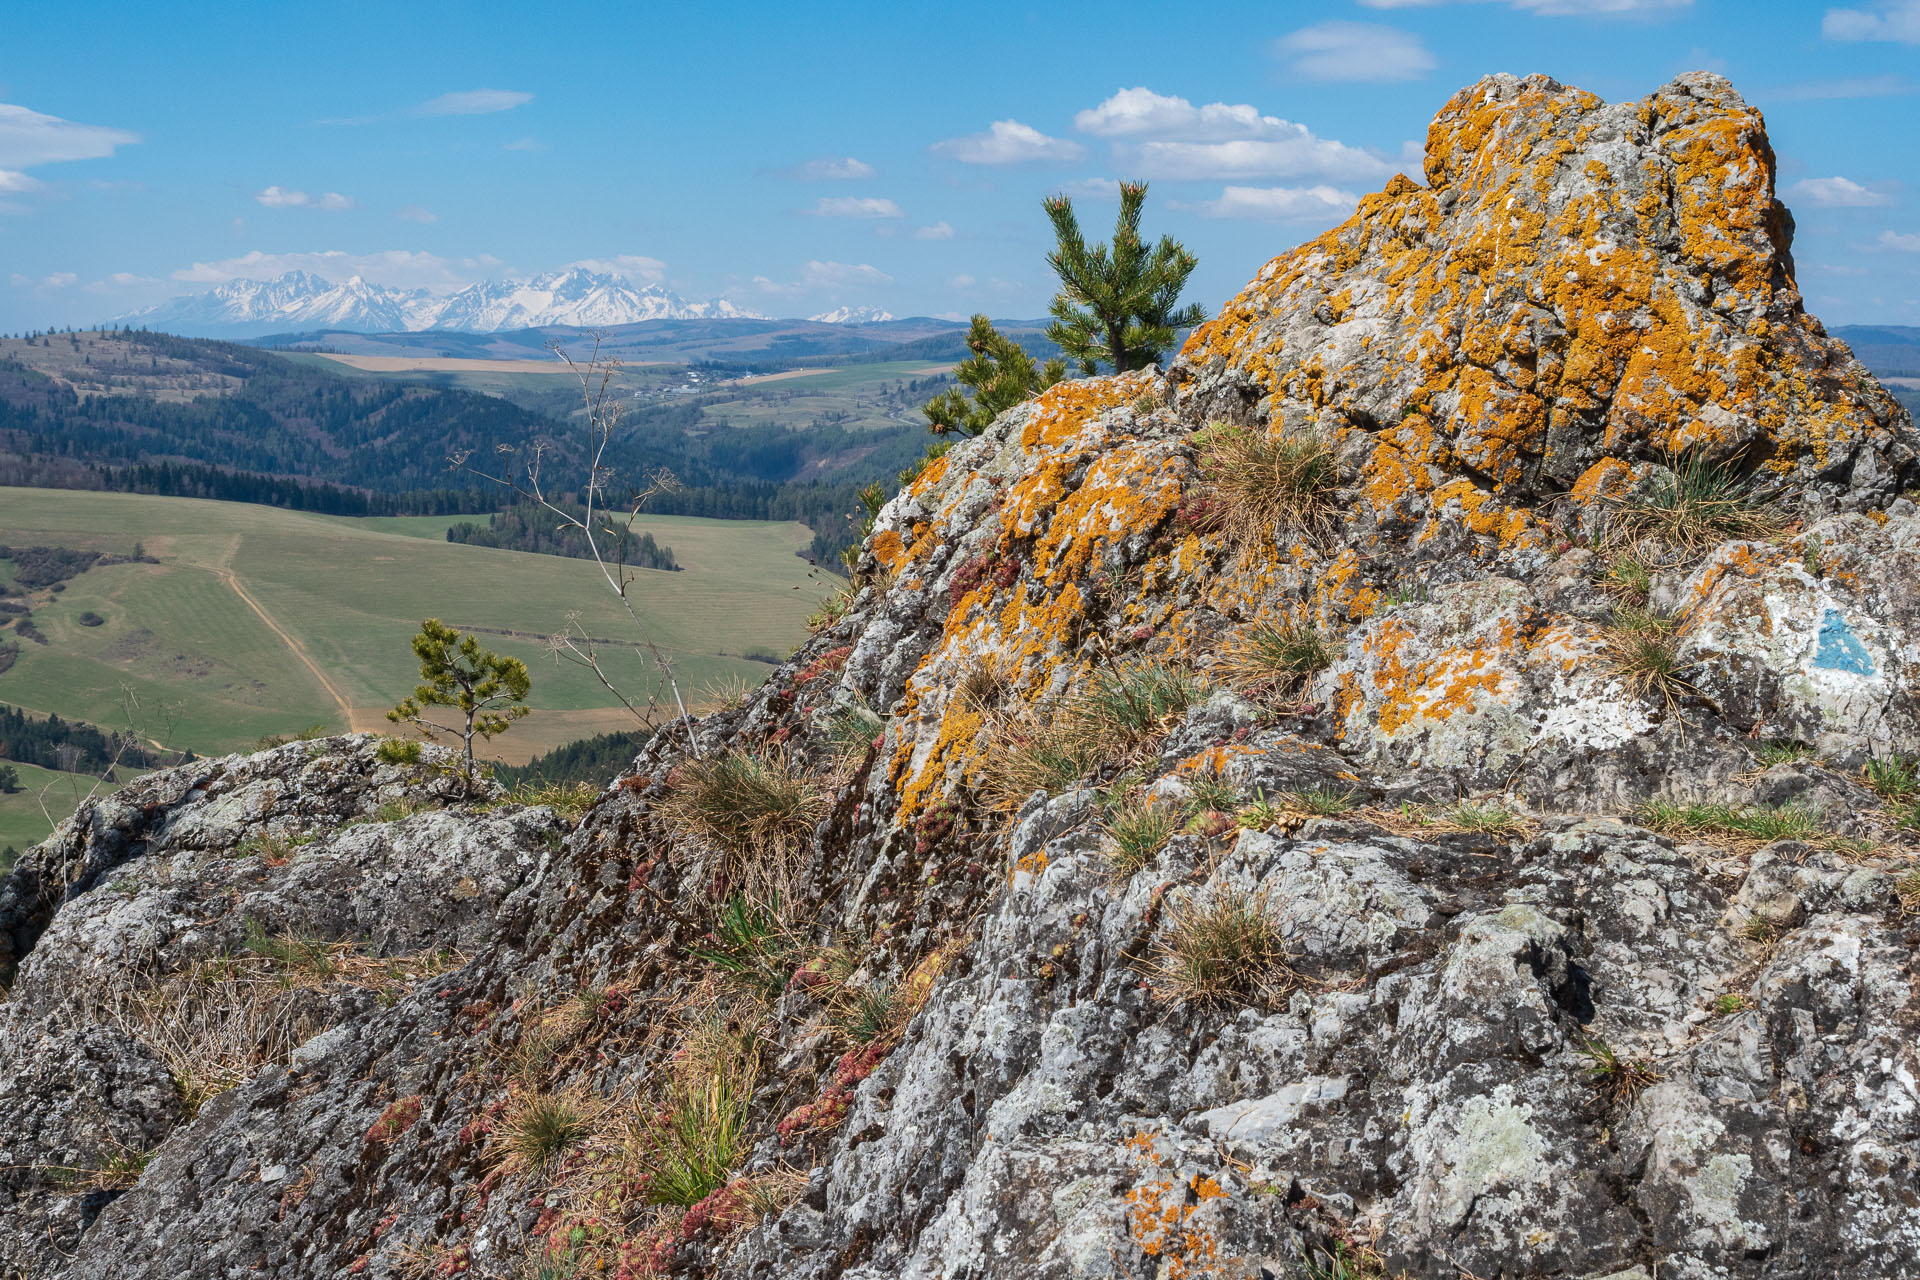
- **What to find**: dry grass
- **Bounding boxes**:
[493,1090,598,1177]
[1104,795,1182,875]
[1578,1037,1662,1104]
[1602,452,1787,566]
[700,672,754,712]
[1605,605,1696,707]
[1192,422,1341,548]
[1218,618,1332,696]
[74,938,461,1113]
[980,661,1204,810]
[1146,888,1296,1008]
[662,748,824,898]
[628,1024,759,1206]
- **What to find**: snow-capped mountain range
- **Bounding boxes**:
[111,268,777,336]
[808,305,894,324]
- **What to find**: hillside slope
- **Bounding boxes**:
[3,72,1919,1280]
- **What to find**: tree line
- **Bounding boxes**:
[0,703,166,778]
[445,502,681,570]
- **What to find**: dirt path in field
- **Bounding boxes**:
[213,553,369,730]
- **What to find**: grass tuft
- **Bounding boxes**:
[1578,1037,1661,1104]
[633,1033,756,1206]
[823,700,885,763]
[1435,802,1526,836]
[1864,754,1919,803]
[496,1092,594,1174]
[690,896,795,1001]
[1752,739,1813,768]
[1220,619,1331,695]
[1287,786,1357,817]
[1081,662,1203,742]
[664,749,823,896]
[1604,451,1787,565]
[830,981,899,1047]
[1192,422,1341,548]
[1634,798,1820,845]
[1184,768,1240,816]
[1103,795,1180,875]
[1598,552,1653,604]
[1605,605,1694,706]
[1147,888,1295,1008]
[496,778,598,824]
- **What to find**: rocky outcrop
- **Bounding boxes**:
[4,73,1918,1280]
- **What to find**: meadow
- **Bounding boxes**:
[0,487,823,791]
[0,759,115,857]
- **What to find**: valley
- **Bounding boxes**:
[0,488,823,850]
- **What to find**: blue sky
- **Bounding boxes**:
[2,0,1917,332]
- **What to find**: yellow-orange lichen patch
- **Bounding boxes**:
[1172,745,1266,778]
[1020,372,1157,451]
[908,452,950,496]
[869,528,908,573]
[1571,457,1634,507]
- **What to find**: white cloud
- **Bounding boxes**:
[1131,136,1392,183]
[9,271,77,290]
[504,137,546,152]
[567,255,668,283]
[1882,230,1920,251]
[750,260,895,296]
[1180,185,1362,221]
[804,260,892,287]
[170,249,469,291]
[915,221,955,239]
[1056,177,1123,200]
[396,205,438,223]
[948,273,977,288]
[1785,177,1894,208]
[0,169,42,193]
[255,186,355,211]
[81,271,162,294]
[1076,89,1281,140]
[1275,22,1437,83]
[807,196,904,218]
[1073,89,1392,183]
[417,89,534,116]
[0,103,140,169]
[1360,0,1691,11]
[931,120,1085,166]
[1824,1,1920,42]
[790,156,875,180]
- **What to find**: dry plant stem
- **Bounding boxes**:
[453,330,701,756]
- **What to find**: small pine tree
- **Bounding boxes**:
[922,314,1066,437]
[1042,181,1205,375]
[386,618,531,785]
[0,763,19,794]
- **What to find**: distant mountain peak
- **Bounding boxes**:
[809,305,895,324]
[111,269,770,337]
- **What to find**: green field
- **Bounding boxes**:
[0,760,120,860]
[0,489,822,771]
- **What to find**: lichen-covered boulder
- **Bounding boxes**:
[1174,72,1913,525]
